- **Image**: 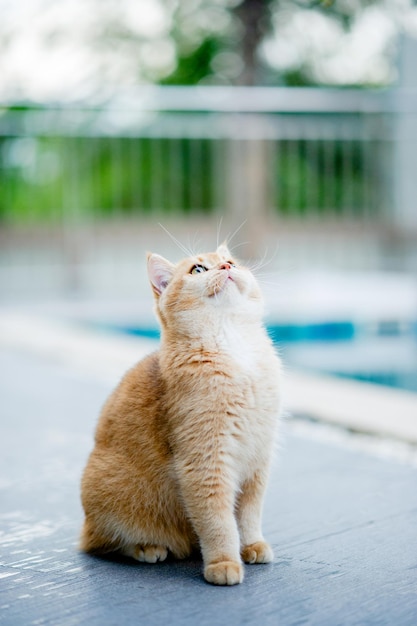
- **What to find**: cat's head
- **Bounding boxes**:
[147,244,263,333]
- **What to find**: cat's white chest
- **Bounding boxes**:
[217,321,258,371]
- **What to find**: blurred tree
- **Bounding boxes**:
[160,0,405,88]
[161,0,275,86]
[0,0,412,103]
[233,0,275,85]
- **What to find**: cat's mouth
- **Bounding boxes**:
[207,271,239,298]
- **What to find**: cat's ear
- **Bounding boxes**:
[216,242,231,259]
[147,253,175,297]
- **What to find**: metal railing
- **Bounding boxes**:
[0,86,416,298]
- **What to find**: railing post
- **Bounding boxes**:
[393,35,417,234]
[225,115,270,258]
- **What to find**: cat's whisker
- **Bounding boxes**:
[255,282,278,293]
[258,279,277,290]
[189,232,202,257]
[158,223,195,258]
[225,220,247,249]
[216,216,224,249]
[253,248,271,272]
[228,241,250,256]
[247,242,281,274]
[254,274,278,285]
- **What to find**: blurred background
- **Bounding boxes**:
[1,0,417,394]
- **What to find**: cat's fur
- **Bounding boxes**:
[80,244,282,585]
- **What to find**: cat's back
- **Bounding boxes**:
[94,351,167,452]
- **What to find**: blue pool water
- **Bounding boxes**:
[267,321,417,393]
[96,320,417,394]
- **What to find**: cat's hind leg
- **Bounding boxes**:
[79,516,158,559]
[81,519,169,562]
[80,517,120,555]
[121,544,168,563]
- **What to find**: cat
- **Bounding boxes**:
[80,243,282,585]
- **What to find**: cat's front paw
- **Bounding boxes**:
[241,541,273,564]
[204,561,244,586]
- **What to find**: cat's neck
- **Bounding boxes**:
[160,311,266,367]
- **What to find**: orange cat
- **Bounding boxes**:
[80,244,282,585]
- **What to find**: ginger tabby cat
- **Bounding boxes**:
[80,244,282,585]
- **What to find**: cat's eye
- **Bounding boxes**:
[190,264,208,275]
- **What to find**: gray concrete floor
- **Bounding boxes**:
[1,345,417,626]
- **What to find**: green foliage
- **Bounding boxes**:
[283,70,317,88]
[0,123,377,226]
[0,134,219,225]
[276,138,371,216]
[157,0,388,88]
[161,38,222,86]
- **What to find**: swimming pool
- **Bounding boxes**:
[269,323,417,394]
[96,319,417,394]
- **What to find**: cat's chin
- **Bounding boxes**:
[210,267,252,296]
[208,275,236,298]
[208,280,262,317]
[208,278,251,305]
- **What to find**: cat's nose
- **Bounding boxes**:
[219,262,232,271]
